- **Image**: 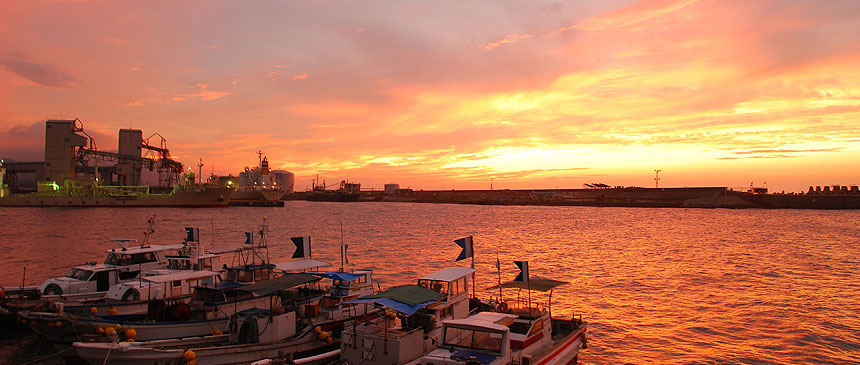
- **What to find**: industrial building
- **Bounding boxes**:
[1,119,183,193]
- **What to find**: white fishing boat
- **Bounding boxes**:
[420,262,588,365]
[1,217,196,312]
[1,239,184,316]
[22,273,322,361]
[60,270,221,316]
[339,267,476,364]
[420,307,587,365]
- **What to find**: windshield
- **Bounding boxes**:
[443,326,504,354]
[66,268,94,281]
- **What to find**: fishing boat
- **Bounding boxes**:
[420,306,587,365]
[339,267,476,364]
[310,270,375,321]
[60,270,222,316]
[73,306,341,365]
[22,273,322,361]
[420,262,588,365]
[0,239,184,318]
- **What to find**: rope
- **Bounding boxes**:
[101,338,120,365]
[17,346,75,365]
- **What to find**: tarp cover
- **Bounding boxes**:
[241,273,320,296]
[487,278,568,292]
[451,349,498,364]
[307,271,363,282]
[346,285,443,315]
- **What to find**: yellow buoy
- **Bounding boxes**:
[326,336,333,344]
[46,321,54,327]
[114,324,122,330]
[97,327,105,335]
[317,331,329,341]
[127,338,134,342]
[314,327,322,334]
[124,328,137,340]
[108,307,118,315]
[213,329,223,336]
[183,349,196,361]
[54,321,62,327]
[89,307,98,315]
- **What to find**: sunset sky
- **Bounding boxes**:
[1,0,858,192]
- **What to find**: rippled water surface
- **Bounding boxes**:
[1,202,859,364]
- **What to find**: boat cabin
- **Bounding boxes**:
[102,241,183,276]
[106,270,221,302]
[422,312,516,365]
[416,267,474,322]
[310,270,375,320]
[165,242,222,271]
[39,264,123,296]
[340,267,476,365]
[224,263,276,283]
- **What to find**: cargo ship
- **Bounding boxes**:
[223,152,293,206]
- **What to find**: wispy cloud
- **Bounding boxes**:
[171,83,230,102]
[0,53,80,88]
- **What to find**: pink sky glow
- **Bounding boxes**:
[1,0,859,192]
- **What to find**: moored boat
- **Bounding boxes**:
[339,267,476,364]
[420,263,588,365]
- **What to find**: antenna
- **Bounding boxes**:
[654,170,661,189]
[197,158,204,184]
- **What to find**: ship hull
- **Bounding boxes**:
[0,187,234,208]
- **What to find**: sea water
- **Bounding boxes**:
[0,202,858,364]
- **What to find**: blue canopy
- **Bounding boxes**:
[308,271,363,282]
[345,285,443,315]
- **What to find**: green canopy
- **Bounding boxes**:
[362,285,444,306]
[241,273,320,296]
[487,278,568,292]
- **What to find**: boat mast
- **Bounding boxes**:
[340,220,345,272]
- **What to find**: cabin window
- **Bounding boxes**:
[66,268,93,281]
[451,279,458,295]
[173,280,181,287]
[104,253,118,265]
[238,271,254,282]
[528,318,544,336]
[131,252,156,264]
[443,327,503,354]
[418,279,449,294]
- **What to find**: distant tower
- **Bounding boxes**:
[44,120,89,184]
[197,158,204,184]
[117,129,143,186]
[654,170,661,189]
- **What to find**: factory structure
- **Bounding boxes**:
[1,119,187,194]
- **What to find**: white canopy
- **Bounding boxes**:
[275,259,332,272]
